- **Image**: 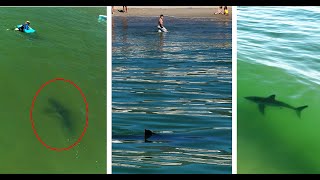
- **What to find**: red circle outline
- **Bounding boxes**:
[30,78,89,151]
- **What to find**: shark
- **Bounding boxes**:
[44,98,74,134]
[245,94,308,118]
[112,129,164,143]
[144,129,157,142]
[113,129,200,143]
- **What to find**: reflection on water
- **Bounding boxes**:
[113,147,231,168]
[113,16,231,174]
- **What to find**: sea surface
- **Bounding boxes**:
[0,7,106,173]
[238,7,320,173]
[112,16,232,174]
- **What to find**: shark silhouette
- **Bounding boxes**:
[44,98,74,133]
[144,129,157,142]
[113,129,205,144]
[245,94,308,118]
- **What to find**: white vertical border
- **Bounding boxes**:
[106,6,112,174]
[232,6,237,174]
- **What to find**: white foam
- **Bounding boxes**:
[159,131,174,134]
[112,140,123,143]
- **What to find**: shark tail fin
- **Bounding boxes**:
[296,105,308,118]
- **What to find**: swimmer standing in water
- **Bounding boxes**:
[157,14,168,32]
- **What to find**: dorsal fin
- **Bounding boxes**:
[268,94,276,100]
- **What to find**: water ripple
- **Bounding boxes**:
[113,16,231,173]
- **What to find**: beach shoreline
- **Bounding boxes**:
[112,6,232,21]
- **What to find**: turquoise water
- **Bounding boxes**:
[112,16,232,174]
[238,7,320,173]
[0,7,106,173]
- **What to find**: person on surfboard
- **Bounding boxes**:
[16,21,31,32]
[157,14,168,32]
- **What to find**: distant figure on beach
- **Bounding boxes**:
[15,21,30,32]
[118,6,128,13]
[123,6,128,13]
[224,6,229,16]
[214,6,223,14]
[157,14,168,32]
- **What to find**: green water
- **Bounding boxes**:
[238,7,320,173]
[0,7,106,173]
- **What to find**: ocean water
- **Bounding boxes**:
[112,16,232,174]
[238,7,320,173]
[0,7,106,173]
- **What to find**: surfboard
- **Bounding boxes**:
[16,25,35,33]
[98,15,107,21]
[157,25,168,33]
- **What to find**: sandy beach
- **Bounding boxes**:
[112,6,232,21]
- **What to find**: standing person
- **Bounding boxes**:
[123,6,128,13]
[157,14,168,32]
[224,6,229,16]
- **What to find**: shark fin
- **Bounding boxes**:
[268,94,276,100]
[296,105,308,118]
[145,129,155,141]
[258,104,265,115]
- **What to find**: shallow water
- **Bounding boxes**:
[112,16,232,174]
[0,7,106,173]
[238,6,320,174]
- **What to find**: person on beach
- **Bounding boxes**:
[224,6,229,16]
[123,6,128,13]
[157,14,168,32]
[16,21,30,32]
[214,6,223,14]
